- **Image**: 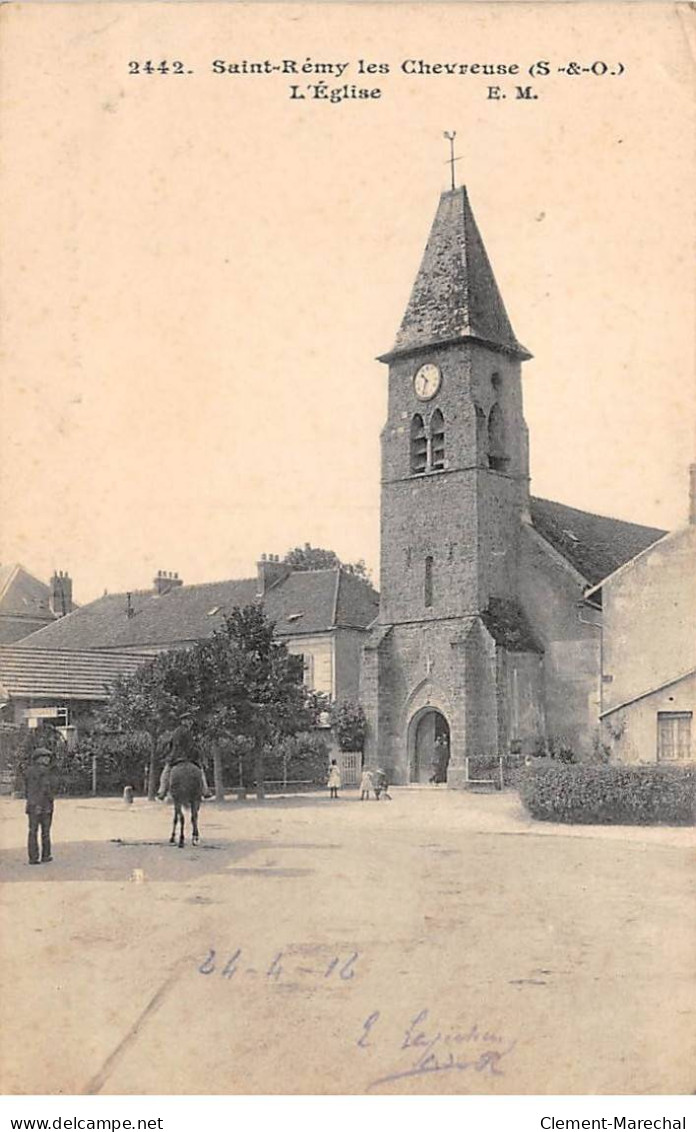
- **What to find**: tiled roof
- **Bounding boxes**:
[19,569,379,652]
[0,564,54,619]
[333,569,380,629]
[387,187,531,361]
[0,618,62,646]
[530,497,666,587]
[0,647,151,702]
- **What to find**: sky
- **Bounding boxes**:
[1,3,694,604]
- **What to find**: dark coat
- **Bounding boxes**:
[24,762,57,814]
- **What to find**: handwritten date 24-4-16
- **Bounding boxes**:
[197,947,359,983]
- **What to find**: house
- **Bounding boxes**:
[19,557,380,705]
[0,565,74,644]
[0,646,152,738]
[361,184,666,786]
[583,468,696,764]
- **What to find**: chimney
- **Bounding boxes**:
[153,570,184,596]
[690,464,696,526]
[256,553,291,596]
[49,570,73,617]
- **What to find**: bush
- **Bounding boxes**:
[529,736,577,764]
[264,732,329,789]
[54,735,151,796]
[518,762,696,825]
[330,700,366,753]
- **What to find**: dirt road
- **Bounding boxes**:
[1,789,693,1095]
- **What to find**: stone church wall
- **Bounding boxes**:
[362,617,502,785]
[519,524,600,755]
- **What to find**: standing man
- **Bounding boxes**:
[24,748,57,866]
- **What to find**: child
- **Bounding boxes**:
[327,759,341,799]
[375,767,392,801]
[359,767,373,800]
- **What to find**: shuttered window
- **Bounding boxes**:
[410,415,427,474]
[431,409,445,470]
[657,712,692,761]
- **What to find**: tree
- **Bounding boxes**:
[98,605,320,801]
[330,699,367,753]
[282,543,371,581]
[98,650,194,799]
[197,605,318,799]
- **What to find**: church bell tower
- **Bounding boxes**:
[379,185,532,624]
[362,183,535,786]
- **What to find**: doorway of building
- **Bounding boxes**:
[411,709,450,784]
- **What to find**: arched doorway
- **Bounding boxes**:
[410,709,450,784]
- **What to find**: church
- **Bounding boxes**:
[361,184,665,787]
[7,182,674,783]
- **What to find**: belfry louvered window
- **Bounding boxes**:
[430,409,445,470]
[410,414,427,473]
[488,402,509,472]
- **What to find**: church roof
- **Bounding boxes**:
[386,186,531,361]
[530,497,666,587]
[17,568,379,653]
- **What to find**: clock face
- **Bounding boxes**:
[413,363,441,401]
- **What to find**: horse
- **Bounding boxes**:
[169,760,204,848]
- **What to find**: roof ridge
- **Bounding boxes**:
[82,576,260,603]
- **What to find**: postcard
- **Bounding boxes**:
[0,1,694,1104]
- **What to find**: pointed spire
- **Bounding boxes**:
[384,187,531,361]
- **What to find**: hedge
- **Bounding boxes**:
[518,762,696,826]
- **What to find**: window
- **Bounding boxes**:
[487,402,509,472]
[430,409,445,470]
[475,404,487,465]
[657,712,692,761]
[424,556,434,607]
[410,414,427,473]
[297,653,314,689]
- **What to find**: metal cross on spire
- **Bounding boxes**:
[443,131,461,191]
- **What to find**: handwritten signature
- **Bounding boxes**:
[358,1008,516,1090]
[197,947,359,983]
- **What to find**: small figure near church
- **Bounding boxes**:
[374,768,392,801]
[359,767,374,800]
[327,759,341,799]
[430,734,450,785]
[24,748,57,866]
